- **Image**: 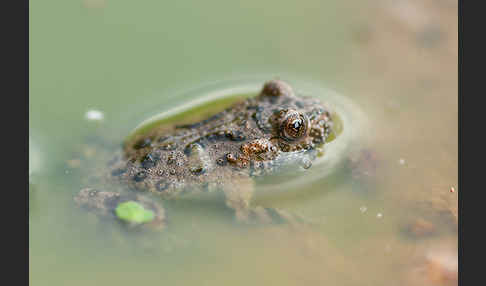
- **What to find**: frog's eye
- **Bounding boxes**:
[261,80,294,97]
[280,112,309,141]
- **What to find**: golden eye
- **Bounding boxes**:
[281,112,309,141]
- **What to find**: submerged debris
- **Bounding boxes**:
[115,201,155,224]
[423,251,458,286]
[409,246,458,286]
[84,109,104,121]
[74,188,166,231]
[403,218,437,238]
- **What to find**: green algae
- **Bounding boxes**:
[115,201,155,224]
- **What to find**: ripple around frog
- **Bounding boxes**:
[124,78,369,197]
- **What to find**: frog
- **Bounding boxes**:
[74,79,336,230]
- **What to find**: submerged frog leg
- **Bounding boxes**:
[221,176,305,225]
[221,175,257,222]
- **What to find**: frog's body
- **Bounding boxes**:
[75,80,335,228]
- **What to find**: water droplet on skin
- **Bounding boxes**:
[141,153,159,169]
[186,143,211,175]
[300,158,312,169]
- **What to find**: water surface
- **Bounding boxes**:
[30,1,458,285]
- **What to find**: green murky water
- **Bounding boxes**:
[30,1,458,286]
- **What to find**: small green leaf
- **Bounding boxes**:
[115,201,155,224]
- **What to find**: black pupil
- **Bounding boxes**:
[292,119,302,131]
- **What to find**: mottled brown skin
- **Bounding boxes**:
[75,80,334,226]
